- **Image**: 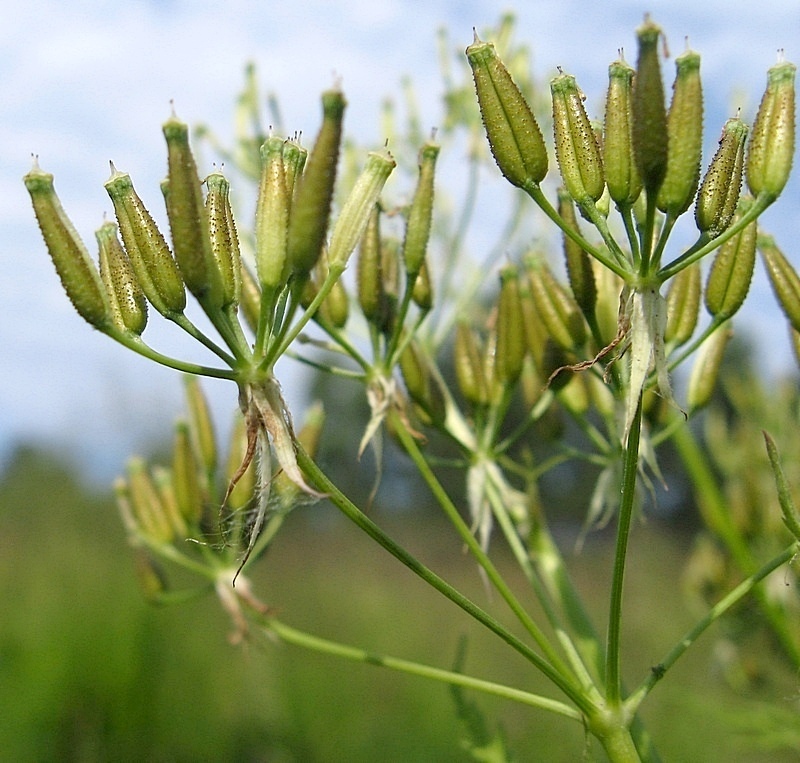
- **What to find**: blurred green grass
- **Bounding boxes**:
[1,444,797,762]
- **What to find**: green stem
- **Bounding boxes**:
[260,617,583,721]
[108,330,237,380]
[626,541,799,714]
[391,417,584,692]
[295,444,596,716]
[606,398,643,704]
[523,183,630,280]
[657,193,771,281]
[670,423,800,667]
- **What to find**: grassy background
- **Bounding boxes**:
[1,443,797,762]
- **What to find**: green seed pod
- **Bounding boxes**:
[152,465,189,538]
[791,326,800,373]
[657,48,704,217]
[403,141,439,276]
[454,320,489,406]
[518,280,547,368]
[162,114,221,307]
[320,266,349,328]
[224,413,256,512]
[282,137,308,202]
[183,374,217,477]
[526,258,587,351]
[399,338,446,427]
[255,136,290,290]
[687,326,731,411]
[327,149,396,268]
[540,337,573,392]
[96,220,148,335]
[632,17,669,196]
[24,161,110,329]
[172,419,203,527]
[747,58,796,200]
[288,89,346,275]
[239,264,261,335]
[551,71,605,204]
[704,200,757,319]
[131,548,169,601]
[465,35,548,188]
[695,117,748,238]
[760,234,800,332]
[556,373,589,416]
[494,266,527,387]
[664,261,701,346]
[558,188,597,317]
[205,169,242,309]
[603,58,642,206]
[356,204,385,324]
[125,457,174,545]
[105,166,187,316]
[412,258,433,311]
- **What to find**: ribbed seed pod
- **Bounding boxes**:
[558,188,597,316]
[152,465,189,539]
[494,267,527,387]
[519,280,547,368]
[760,234,800,332]
[403,141,439,276]
[695,117,748,238]
[126,457,174,545]
[603,58,642,206]
[465,35,548,188]
[238,264,261,335]
[657,48,704,217]
[540,337,573,392]
[24,162,110,329]
[664,261,700,346]
[747,59,796,200]
[399,338,446,427]
[288,89,346,275]
[205,169,242,309]
[632,17,668,196]
[282,138,308,201]
[172,420,203,527]
[105,166,187,316]
[526,259,587,351]
[412,258,433,311]
[96,220,148,335]
[319,261,349,328]
[328,149,395,268]
[356,204,384,324]
[131,549,168,601]
[704,201,757,319]
[454,321,489,406]
[224,413,256,512]
[551,71,605,204]
[687,326,731,411]
[183,374,217,478]
[163,115,221,307]
[255,136,290,290]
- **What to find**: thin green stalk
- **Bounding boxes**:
[295,443,596,716]
[523,183,630,280]
[108,329,238,380]
[657,193,771,281]
[391,416,583,690]
[261,617,583,721]
[671,423,800,666]
[625,541,799,713]
[171,313,238,366]
[606,398,643,704]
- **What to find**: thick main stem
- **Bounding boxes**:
[606,398,643,704]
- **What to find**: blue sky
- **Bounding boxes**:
[2,0,799,479]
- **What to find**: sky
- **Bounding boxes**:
[2,0,799,481]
